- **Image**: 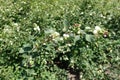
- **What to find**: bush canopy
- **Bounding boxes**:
[0,0,120,80]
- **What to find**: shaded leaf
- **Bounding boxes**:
[23,44,33,52]
[85,34,94,42]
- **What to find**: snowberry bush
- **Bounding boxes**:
[0,0,120,80]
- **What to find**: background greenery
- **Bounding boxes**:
[0,0,120,80]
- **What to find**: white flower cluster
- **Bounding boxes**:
[93,26,102,35]
[12,23,20,32]
[51,32,60,39]
[50,32,71,42]
[9,41,13,45]
[100,14,106,19]
[33,23,40,32]
[3,25,12,33]
[63,33,70,39]
[85,27,91,30]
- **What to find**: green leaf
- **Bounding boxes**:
[85,34,94,42]
[74,35,80,43]
[27,77,34,80]
[19,48,24,53]
[23,44,33,52]
[62,17,69,32]
[45,28,55,34]
[26,69,37,76]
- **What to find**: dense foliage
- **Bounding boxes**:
[0,0,120,80]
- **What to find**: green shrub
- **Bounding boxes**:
[0,0,120,80]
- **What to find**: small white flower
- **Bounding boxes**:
[59,37,64,41]
[103,16,106,19]
[108,17,112,20]
[63,34,69,39]
[80,74,83,79]
[52,37,63,42]
[95,26,101,31]
[58,47,62,51]
[81,12,84,14]
[29,56,32,60]
[89,13,92,16]
[12,23,20,32]
[100,14,104,17]
[52,38,56,41]
[43,43,46,45]
[4,28,9,32]
[66,43,72,47]
[13,23,18,26]
[77,30,81,34]
[86,45,89,48]
[54,32,60,36]
[16,26,20,32]
[100,14,106,18]
[4,27,12,33]
[51,32,60,38]
[34,26,40,31]
[0,38,3,41]
[93,26,103,35]
[9,41,13,45]
[97,70,102,74]
[85,27,91,30]
[33,23,40,32]
[71,59,74,63]
[93,30,98,34]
